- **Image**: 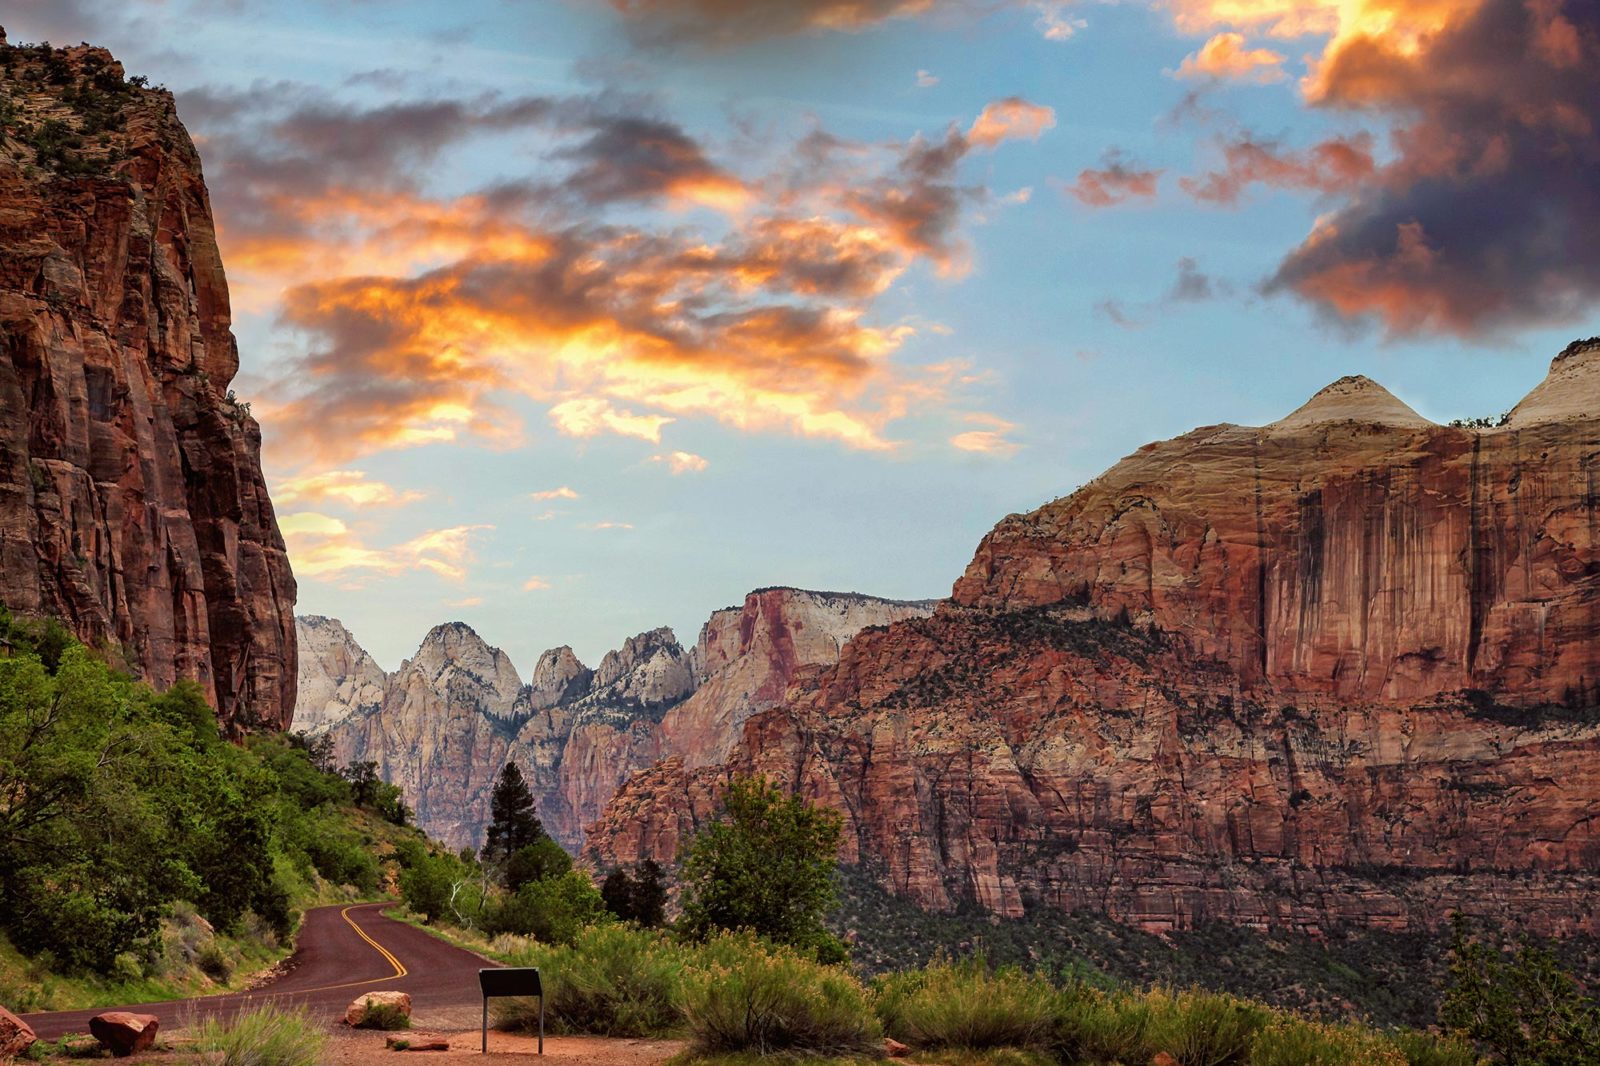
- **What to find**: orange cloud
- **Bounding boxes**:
[582,521,635,531]
[522,576,552,591]
[652,450,709,474]
[950,413,1021,456]
[531,486,580,501]
[966,98,1057,149]
[1175,32,1287,82]
[273,469,424,508]
[1181,132,1375,205]
[549,398,675,443]
[1062,152,1163,208]
[280,513,491,583]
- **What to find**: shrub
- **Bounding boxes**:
[1051,986,1157,1065]
[353,1000,411,1031]
[1145,989,1270,1066]
[1390,1030,1482,1066]
[874,957,1056,1050]
[497,923,686,1037]
[682,933,882,1057]
[1249,1020,1406,1066]
[193,1003,327,1066]
[483,869,607,946]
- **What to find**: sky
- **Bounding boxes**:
[5,0,1597,673]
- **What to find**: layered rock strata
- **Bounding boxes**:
[587,343,1600,936]
[0,36,296,729]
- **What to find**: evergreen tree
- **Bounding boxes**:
[481,761,542,867]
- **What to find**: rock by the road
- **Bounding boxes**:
[0,1004,37,1058]
[387,1033,452,1051]
[88,1011,159,1056]
[884,1037,910,1057]
[346,991,412,1028]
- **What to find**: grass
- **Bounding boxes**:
[682,934,882,1058]
[874,958,1057,1050]
[191,1003,327,1066]
[496,923,688,1037]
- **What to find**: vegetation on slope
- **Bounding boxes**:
[0,607,419,1010]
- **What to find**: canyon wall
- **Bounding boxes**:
[0,36,296,729]
[587,344,1600,936]
[297,588,935,849]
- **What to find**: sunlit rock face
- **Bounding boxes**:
[292,616,386,736]
[311,588,935,850]
[587,343,1600,937]
[0,36,296,731]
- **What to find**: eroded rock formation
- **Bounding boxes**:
[0,36,296,729]
[300,588,935,849]
[587,343,1600,936]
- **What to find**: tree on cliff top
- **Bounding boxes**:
[482,761,543,867]
[676,775,846,960]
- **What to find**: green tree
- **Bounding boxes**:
[504,836,572,892]
[481,761,542,868]
[484,869,607,945]
[1441,913,1600,1065]
[677,776,844,957]
[601,860,668,927]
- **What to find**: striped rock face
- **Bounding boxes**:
[587,343,1600,937]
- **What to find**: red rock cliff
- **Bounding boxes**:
[587,345,1600,935]
[0,36,297,730]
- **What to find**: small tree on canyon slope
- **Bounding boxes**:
[676,775,846,960]
[481,761,544,870]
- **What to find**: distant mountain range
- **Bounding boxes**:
[293,588,937,849]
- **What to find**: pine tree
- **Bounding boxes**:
[481,761,542,866]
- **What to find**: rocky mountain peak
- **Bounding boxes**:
[404,621,522,719]
[588,627,694,712]
[1270,374,1433,431]
[1503,336,1600,428]
[527,646,593,711]
[292,616,387,736]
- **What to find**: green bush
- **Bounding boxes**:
[874,957,1056,1050]
[193,1003,327,1066]
[1390,1030,1482,1066]
[353,1000,412,1031]
[497,923,687,1037]
[483,869,607,946]
[682,933,881,1057]
[1145,989,1270,1066]
[1051,986,1157,1065]
[1249,1019,1407,1066]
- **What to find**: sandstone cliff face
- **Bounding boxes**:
[0,36,296,730]
[293,615,385,735]
[314,588,934,850]
[587,345,1600,936]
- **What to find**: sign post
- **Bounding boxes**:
[478,967,542,1055]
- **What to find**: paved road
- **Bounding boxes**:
[23,903,496,1039]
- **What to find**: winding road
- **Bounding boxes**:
[23,903,495,1039]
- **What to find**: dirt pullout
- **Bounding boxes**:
[322,1031,686,1064]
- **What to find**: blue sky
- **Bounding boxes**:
[8,0,1594,670]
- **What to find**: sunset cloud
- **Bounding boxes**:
[531,486,580,501]
[1174,32,1286,82]
[949,414,1020,456]
[652,450,709,474]
[605,0,962,45]
[1181,132,1375,206]
[582,521,635,531]
[522,575,553,591]
[273,470,425,508]
[1061,151,1162,207]
[204,90,1037,466]
[966,97,1057,149]
[280,514,491,583]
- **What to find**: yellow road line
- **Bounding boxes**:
[340,904,408,980]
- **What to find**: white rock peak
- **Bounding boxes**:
[1271,374,1434,430]
[1503,338,1600,429]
